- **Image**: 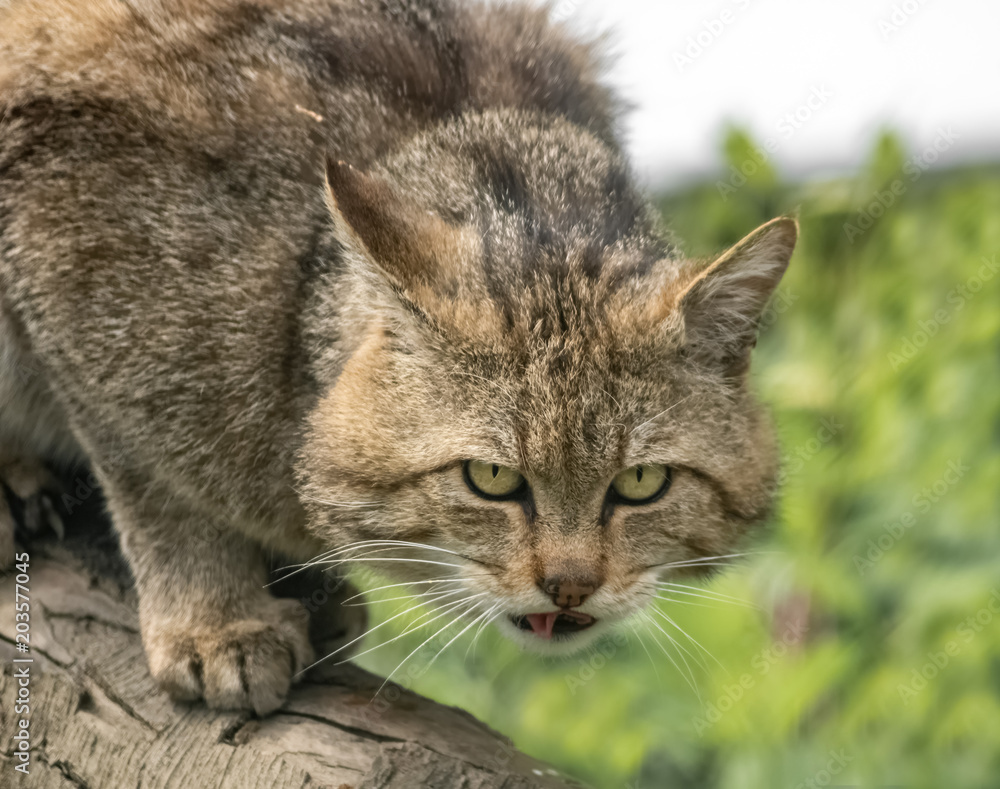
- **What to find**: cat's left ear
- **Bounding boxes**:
[674,217,797,375]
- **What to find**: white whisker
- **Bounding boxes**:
[296,587,469,674]
[374,597,484,696]
[394,595,476,638]
[297,491,380,509]
[651,605,726,673]
[653,551,761,570]
[268,539,437,585]
[314,557,465,571]
[600,387,623,412]
[348,585,466,608]
[630,395,693,437]
[629,621,662,683]
[639,610,700,697]
[309,546,458,566]
[422,604,496,675]
[295,539,469,569]
[656,582,757,609]
[466,603,504,660]
[267,552,465,587]
[654,594,716,610]
[340,578,465,606]
[647,607,706,673]
[342,593,484,665]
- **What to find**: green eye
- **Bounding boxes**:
[464,460,526,499]
[610,464,671,504]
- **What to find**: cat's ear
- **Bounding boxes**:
[675,217,797,375]
[324,157,467,304]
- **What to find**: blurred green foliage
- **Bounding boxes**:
[354,130,1000,789]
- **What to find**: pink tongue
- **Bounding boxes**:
[525,612,559,639]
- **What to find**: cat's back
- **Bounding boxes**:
[0,0,617,168]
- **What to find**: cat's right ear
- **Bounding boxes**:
[324,157,470,310]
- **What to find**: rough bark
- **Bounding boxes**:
[0,509,584,789]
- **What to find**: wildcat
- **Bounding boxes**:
[0,0,796,714]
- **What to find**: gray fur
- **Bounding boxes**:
[0,0,796,713]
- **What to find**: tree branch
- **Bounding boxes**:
[0,511,585,788]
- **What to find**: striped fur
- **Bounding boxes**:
[0,0,795,712]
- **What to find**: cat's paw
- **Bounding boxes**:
[146,599,314,715]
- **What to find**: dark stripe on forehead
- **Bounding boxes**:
[469,153,672,306]
[477,150,532,216]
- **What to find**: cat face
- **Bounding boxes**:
[300,116,795,653]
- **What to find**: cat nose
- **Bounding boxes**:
[539,574,600,609]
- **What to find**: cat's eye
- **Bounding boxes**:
[464,460,527,500]
[610,464,671,504]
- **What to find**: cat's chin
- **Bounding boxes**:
[496,612,612,655]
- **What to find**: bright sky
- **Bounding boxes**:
[538,0,1000,188]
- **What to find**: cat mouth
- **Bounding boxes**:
[510,611,596,639]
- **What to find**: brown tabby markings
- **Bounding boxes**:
[0,0,796,714]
